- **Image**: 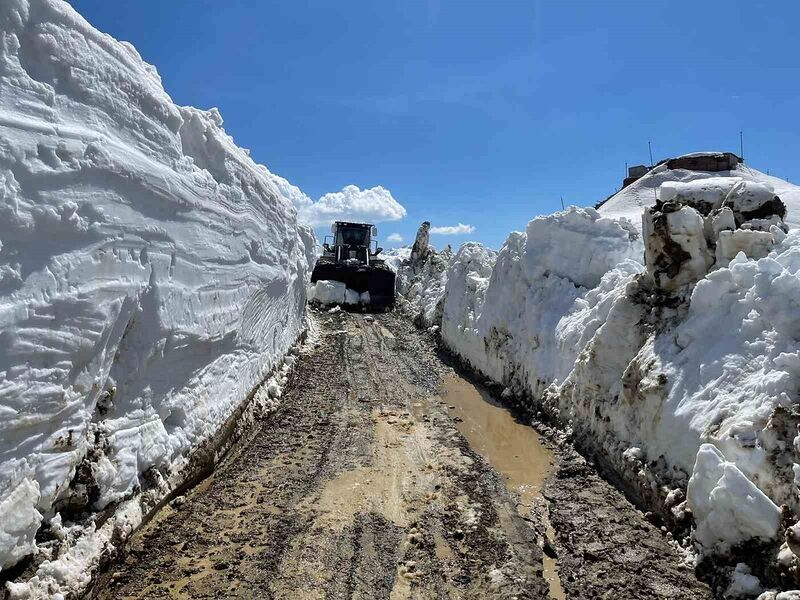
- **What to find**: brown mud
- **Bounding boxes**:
[89,310,711,600]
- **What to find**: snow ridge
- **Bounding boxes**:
[396,164,800,588]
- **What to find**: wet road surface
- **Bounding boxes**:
[91,310,712,600]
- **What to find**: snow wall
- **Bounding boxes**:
[396,163,800,581]
[0,0,314,593]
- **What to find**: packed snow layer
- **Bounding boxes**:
[441,208,642,399]
[599,160,800,231]
[0,0,313,584]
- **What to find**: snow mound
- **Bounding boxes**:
[725,563,764,598]
[525,207,641,288]
[599,158,800,231]
[393,224,453,326]
[0,0,313,589]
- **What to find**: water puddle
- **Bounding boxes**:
[441,375,566,600]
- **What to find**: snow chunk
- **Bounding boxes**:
[393,233,453,327]
[688,444,780,552]
[660,177,740,214]
[411,221,431,261]
[725,563,763,598]
[717,230,777,265]
[0,475,42,570]
[309,280,346,305]
[308,281,373,306]
[344,287,361,306]
[644,204,713,291]
[526,207,640,289]
[757,592,800,600]
[723,180,786,224]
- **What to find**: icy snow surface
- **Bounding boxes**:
[0,0,313,591]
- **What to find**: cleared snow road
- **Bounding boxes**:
[89,310,711,599]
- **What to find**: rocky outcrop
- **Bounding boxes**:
[411,221,431,262]
[644,178,788,292]
[393,222,454,327]
[664,152,741,172]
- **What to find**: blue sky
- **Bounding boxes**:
[70,0,800,248]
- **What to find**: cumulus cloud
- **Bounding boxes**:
[430,223,475,235]
[387,233,403,243]
[266,171,311,211]
[273,178,407,228]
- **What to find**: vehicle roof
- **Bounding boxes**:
[334,221,374,228]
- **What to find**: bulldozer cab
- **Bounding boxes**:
[323,222,382,264]
[336,224,370,247]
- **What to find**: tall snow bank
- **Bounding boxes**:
[557,206,799,554]
[635,236,800,496]
[412,192,800,561]
[0,0,313,584]
[441,207,642,399]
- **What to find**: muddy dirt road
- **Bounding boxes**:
[92,310,712,599]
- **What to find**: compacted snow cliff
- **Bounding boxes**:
[0,1,314,594]
[396,159,800,592]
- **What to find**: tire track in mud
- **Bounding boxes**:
[91,311,549,599]
[90,309,712,600]
[542,444,713,599]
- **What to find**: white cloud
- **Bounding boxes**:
[430,223,475,235]
[386,233,403,243]
[266,171,312,211]
[274,179,407,228]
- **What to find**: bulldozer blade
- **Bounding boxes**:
[311,262,395,306]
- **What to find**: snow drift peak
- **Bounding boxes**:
[599,154,800,232]
[526,206,641,289]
